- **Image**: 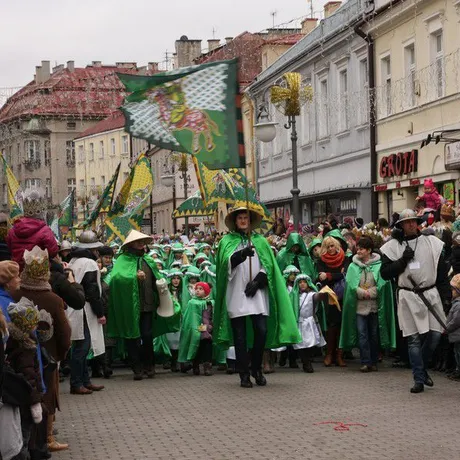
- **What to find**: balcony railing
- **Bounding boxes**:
[23,158,41,171]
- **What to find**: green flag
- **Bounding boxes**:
[118,59,245,170]
[58,189,75,227]
[105,153,153,242]
[78,163,121,229]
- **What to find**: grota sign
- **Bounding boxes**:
[379,149,418,178]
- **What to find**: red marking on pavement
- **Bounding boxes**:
[314,421,368,432]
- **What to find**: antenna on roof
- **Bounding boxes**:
[212,27,217,39]
[310,0,314,18]
[271,10,277,29]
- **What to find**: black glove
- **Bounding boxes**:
[230,246,255,269]
[402,246,415,262]
[244,272,268,297]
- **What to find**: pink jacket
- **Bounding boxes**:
[420,190,442,211]
[6,217,59,270]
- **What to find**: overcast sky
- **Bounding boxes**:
[0,0,331,88]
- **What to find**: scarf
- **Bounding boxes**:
[321,248,345,269]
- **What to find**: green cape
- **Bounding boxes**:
[178,297,213,362]
[107,252,180,339]
[181,266,201,313]
[289,275,318,322]
[276,232,317,281]
[200,264,217,300]
[339,257,396,350]
[214,232,301,349]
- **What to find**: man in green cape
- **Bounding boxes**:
[214,207,301,388]
[276,232,317,281]
[107,229,180,380]
[339,236,396,369]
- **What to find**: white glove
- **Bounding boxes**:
[30,403,43,424]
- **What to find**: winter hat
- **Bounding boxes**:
[195,282,211,297]
[424,178,435,189]
[98,246,114,257]
[283,265,300,278]
[441,204,455,221]
[7,297,39,333]
[450,274,460,294]
[0,260,20,285]
[354,217,364,229]
[20,246,51,291]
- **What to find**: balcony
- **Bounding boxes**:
[66,158,76,168]
[23,158,41,171]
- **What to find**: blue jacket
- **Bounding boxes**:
[0,286,12,322]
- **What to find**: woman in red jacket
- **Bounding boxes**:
[7,188,58,271]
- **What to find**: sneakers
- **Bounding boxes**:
[410,383,424,393]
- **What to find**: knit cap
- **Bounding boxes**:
[195,282,211,298]
[0,260,20,285]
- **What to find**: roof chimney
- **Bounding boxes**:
[52,64,64,73]
[115,62,137,69]
[148,62,159,73]
[207,39,220,52]
[92,61,102,67]
[67,60,75,72]
[225,37,233,45]
[301,18,318,35]
[41,60,50,82]
[324,1,341,18]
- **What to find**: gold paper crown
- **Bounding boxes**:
[23,246,50,279]
[22,188,47,217]
[8,297,39,332]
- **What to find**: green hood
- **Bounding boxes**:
[308,238,322,253]
[325,229,348,252]
[285,232,308,254]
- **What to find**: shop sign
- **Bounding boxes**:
[445,141,460,170]
[379,150,418,178]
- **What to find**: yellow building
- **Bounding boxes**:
[73,111,148,225]
[366,0,460,217]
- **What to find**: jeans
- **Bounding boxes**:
[70,315,91,388]
[407,331,441,384]
[356,313,379,366]
[454,342,460,371]
[231,314,267,375]
[125,312,154,373]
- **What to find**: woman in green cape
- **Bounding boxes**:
[339,236,396,372]
[214,207,301,388]
[276,232,317,281]
[107,230,180,380]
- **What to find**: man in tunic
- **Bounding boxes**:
[214,207,300,388]
[380,209,450,393]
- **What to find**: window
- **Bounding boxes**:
[110,138,116,155]
[301,103,311,145]
[44,140,51,166]
[404,43,416,108]
[318,77,329,138]
[66,141,75,166]
[338,68,349,131]
[358,58,369,124]
[101,175,106,187]
[2,184,6,205]
[79,179,85,195]
[381,56,392,116]
[122,135,129,155]
[25,140,40,163]
[25,178,41,189]
[67,178,76,195]
[89,143,94,161]
[99,140,104,159]
[90,177,95,192]
[7,145,12,164]
[431,30,444,99]
[67,121,76,130]
[45,178,51,198]
[78,145,84,163]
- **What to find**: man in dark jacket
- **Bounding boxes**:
[49,259,85,311]
[68,231,105,395]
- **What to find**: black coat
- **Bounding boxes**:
[50,260,86,311]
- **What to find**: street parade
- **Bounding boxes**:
[1,1,460,459]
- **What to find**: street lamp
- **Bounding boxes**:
[254,72,312,230]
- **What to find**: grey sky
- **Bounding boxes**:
[0,0,330,88]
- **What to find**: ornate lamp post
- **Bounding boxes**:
[254,72,312,230]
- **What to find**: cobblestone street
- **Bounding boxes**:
[53,361,460,460]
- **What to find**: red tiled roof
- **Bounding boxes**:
[74,110,126,139]
[0,65,141,124]
[194,32,266,88]
[263,33,305,46]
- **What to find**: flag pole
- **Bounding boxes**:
[244,162,253,280]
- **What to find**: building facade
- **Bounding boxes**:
[367,0,460,217]
[247,0,372,225]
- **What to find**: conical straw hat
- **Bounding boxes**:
[121,230,153,248]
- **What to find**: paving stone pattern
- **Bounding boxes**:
[54,362,460,460]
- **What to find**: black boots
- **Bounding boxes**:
[251,370,267,386]
[104,348,113,379]
[300,349,314,373]
[410,383,424,393]
[170,350,179,372]
[240,372,253,388]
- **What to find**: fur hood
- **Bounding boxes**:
[352,252,381,269]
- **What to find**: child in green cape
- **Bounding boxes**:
[290,274,328,373]
[181,266,201,312]
[178,282,214,376]
[283,265,300,293]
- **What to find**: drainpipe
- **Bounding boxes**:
[354,25,378,222]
